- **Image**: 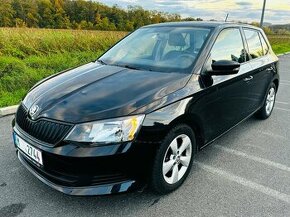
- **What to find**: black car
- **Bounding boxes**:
[12,22,279,195]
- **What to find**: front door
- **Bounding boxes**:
[196,27,254,143]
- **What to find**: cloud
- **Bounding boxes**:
[97,0,290,24]
[236,1,252,6]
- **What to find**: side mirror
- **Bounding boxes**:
[210,60,240,76]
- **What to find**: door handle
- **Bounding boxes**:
[266,67,273,72]
[243,75,253,82]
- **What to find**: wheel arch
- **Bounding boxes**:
[168,114,205,151]
[273,78,279,91]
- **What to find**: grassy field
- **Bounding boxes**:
[0,28,289,107]
[268,34,290,54]
[0,28,127,107]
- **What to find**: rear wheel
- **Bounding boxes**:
[150,124,196,194]
[256,82,276,119]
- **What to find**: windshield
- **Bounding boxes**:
[99,26,212,73]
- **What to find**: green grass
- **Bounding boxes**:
[268,34,290,54]
[0,28,289,108]
[0,28,127,107]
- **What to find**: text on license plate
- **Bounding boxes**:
[14,134,43,165]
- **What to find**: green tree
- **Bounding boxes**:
[124,21,134,31]
[12,0,26,22]
[12,0,39,27]
[1,0,204,31]
[184,17,196,21]
[0,0,15,27]
[53,0,70,28]
[95,17,116,30]
[27,12,39,27]
[38,0,54,28]
[15,18,27,27]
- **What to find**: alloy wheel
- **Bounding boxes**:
[266,87,276,115]
[162,134,192,185]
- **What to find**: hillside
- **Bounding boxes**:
[270,24,290,33]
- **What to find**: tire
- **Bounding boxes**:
[255,82,277,120]
[150,124,196,194]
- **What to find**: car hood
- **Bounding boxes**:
[23,62,190,123]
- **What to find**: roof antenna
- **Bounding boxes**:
[225,13,229,22]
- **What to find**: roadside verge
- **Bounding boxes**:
[0,105,18,118]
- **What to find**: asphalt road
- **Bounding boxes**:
[1,54,290,217]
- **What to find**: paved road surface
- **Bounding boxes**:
[1,55,290,217]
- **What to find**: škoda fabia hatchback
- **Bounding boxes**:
[12,22,279,195]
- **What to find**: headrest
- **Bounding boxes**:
[168,33,186,46]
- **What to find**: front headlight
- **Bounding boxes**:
[65,115,145,144]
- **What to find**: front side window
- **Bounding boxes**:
[99,27,212,73]
[210,28,246,63]
[244,29,264,59]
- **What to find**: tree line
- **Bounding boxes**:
[0,0,202,31]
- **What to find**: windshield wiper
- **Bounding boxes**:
[111,64,140,70]
[99,62,153,71]
[122,65,140,70]
[96,61,139,70]
[96,59,107,65]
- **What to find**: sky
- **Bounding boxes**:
[98,0,290,25]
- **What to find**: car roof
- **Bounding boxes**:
[143,21,261,30]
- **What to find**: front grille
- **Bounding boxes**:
[15,104,73,145]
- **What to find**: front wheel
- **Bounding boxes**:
[150,124,196,194]
[256,82,277,119]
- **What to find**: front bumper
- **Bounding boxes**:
[13,125,153,196]
[17,150,138,195]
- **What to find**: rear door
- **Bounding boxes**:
[242,28,274,109]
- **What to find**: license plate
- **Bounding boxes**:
[14,134,43,165]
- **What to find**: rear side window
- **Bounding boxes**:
[244,29,264,59]
[210,28,246,63]
[259,33,269,55]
